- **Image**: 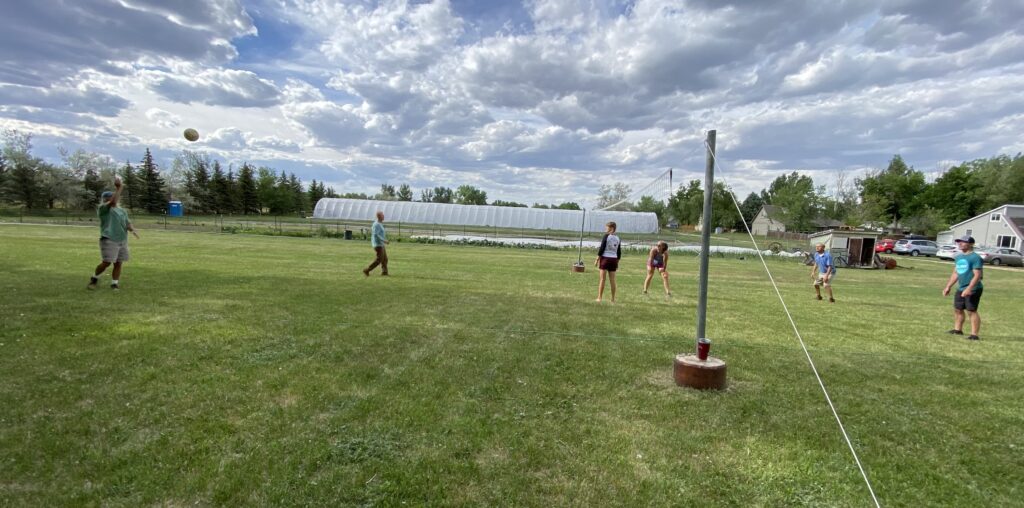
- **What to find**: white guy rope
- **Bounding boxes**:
[706,140,882,508]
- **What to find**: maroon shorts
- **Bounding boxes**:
[599,257,619,272]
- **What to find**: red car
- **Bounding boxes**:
[875,239,896,254]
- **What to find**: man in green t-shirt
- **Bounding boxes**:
[942,235,984,340]
[87,176,140,291]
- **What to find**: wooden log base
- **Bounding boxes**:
[571,264,586,273]
[674,354,727,390]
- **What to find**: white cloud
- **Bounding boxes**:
[3,0,1024,206]
[142,67,282,107]
[291,0,464,72]
[528,0,602,33]
[0,0,253,86]
[0,83,130,117]
[282,79,325,103]
[282,101,370,149]
[145,108,181,129]
[204,127,249,150]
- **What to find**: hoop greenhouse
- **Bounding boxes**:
[313,198,660,233]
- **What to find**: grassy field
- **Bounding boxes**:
[1,224,1022,506]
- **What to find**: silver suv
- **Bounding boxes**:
[893,239,939,257]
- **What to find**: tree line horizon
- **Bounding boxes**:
[2,130,1021,236]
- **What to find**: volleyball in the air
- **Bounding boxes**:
[183,128,199,142]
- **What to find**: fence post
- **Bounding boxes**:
[398,221,401,239]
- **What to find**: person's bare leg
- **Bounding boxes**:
[89,261,111,289]
[967,310,981,336]
[814,282,821,299]
[953,308,965,332]
[112,262,122,281]
[608,272,617,302]
[826,284,834,302]
[643,268,654,293]
[661,270,670,295]
[596,270,606,302]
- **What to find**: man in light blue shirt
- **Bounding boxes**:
[363,211,390,276]
[810,242,835,303]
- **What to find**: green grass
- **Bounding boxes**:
[2,225,1022,506]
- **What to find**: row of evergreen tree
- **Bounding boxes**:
[177,152,338,215]
[0,131,342,216]
[0,132,169,213]
[339,182,581,210]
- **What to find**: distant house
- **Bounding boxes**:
[936,204,1024,249]
[751,204,848,235]
[751,205,787,236]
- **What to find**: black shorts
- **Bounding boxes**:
[599,257,619,272]
[954,288,982,312]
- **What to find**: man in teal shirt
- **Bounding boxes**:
[87,176,139,291]
[942,235,983,340]
[362,210,390,277]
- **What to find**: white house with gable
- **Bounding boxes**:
[751,205,787,236]
[936,204,1024,249]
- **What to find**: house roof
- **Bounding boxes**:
[947,204,1024,229]
[760,204,845,228]
[1009,217,1024,239]
[759,204,784,220]
[812,218,846,228]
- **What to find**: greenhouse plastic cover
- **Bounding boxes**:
[313,198,660,233]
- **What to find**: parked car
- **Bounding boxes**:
[893,239,939,257]
[977,247,1024,267]
[935,244,958,261]
[875,239,896,253]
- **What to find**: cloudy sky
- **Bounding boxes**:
[1,0,1022,206]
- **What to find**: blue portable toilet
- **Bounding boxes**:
[168,201,183,217]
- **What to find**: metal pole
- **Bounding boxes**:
[577,209,587,264]
[696,130,716,346]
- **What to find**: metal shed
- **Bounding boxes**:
[808,229,881,268]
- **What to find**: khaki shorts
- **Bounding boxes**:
[813,273,833,287]
[100,238,130,263]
